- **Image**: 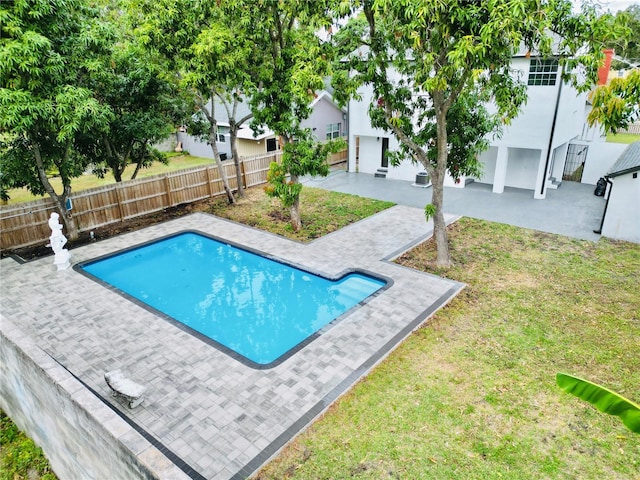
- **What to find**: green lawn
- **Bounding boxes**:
[1,411,57,480]
[606,132,640,144]
[256,218,640,479]
[3,154,215,205]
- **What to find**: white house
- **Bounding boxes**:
[347,51,622,198]
[598,142,640,243]
[178,90,346,159]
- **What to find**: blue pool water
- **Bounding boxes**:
[79,232,385,366]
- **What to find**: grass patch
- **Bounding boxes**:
[606,132,640,144]
[3,154,214,204]
[207,186,395,242]
[1,411,57,480]
[256,218,640,479]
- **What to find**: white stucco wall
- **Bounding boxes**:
[602,172,640,243]
[579,141,629,185]
[491,58,587,151]
[505,148,540,190]
[477,147,498,184]
[348,58,592,190]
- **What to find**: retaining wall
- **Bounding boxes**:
[0,317,188,480]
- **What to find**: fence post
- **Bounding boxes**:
[206,166,214,198]
[164,176,173,207]
[114,184,125,222]
[241,159,247,190]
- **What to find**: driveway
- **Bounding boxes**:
[303,171,605,241]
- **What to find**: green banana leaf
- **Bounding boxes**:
[556,373,640,434]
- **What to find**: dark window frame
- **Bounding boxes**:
[527,58,559,86]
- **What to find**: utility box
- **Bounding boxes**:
[416,172,430,185]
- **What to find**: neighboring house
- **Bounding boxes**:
[301,90,348,142]
[178,90,346,159]
[598,141,640,243]
[347,49,625,198]
[177,124,232,160]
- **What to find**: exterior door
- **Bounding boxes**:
[381,137,389,168]
[562,144,588,182]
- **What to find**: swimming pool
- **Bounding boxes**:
[76,231,387,368]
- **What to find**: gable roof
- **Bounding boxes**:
[608,141,640,178]
[309,90,347,112]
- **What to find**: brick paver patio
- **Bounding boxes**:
[1,206,463,479]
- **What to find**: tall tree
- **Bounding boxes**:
[246,0,339,231]
[79,42,185,182]
[0,0,112,239]
[333,0,620,267]
[131,0,257,203]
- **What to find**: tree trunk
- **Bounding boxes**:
[433,106,452,268]
[32,142,79,240]
[209,127,235,204]
[130,160,143,180]
[289,173,302,231]
[229,124,244,197]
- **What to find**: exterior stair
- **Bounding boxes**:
[374,168,388,178]
[547,177,562,189]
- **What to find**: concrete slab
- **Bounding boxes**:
[303,171,606,241]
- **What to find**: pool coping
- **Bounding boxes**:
[1,207,464,479]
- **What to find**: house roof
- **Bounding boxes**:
[608,141,640,178]
[236,126,275,141]
[309,90,347,113]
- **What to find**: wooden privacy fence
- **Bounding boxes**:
[619,122,640,135]
[1,148,347,251]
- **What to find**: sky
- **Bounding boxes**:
[576,0,638,12]
[605,1,637,11]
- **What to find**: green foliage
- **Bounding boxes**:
[0,411,57,480]
[557,373,640,434]
[371,88,492,181]
[78,37,185,181]
[265,133,345,211]
[0,0,113,236]
[588,70,640,133]
[611,4,640,66]
[424,203,436,221]
[246,0,334,141]
[265,162,302,208]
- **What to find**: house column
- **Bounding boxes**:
[348,133,357,173]
[492,146,508,194]
[534,149,548,199]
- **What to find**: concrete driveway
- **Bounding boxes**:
[303,171,605,241]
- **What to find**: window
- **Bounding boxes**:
[527,59,558,86]
[326,122,341,140]
[218,134,226,142]
[266,138,278,152]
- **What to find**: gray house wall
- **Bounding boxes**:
[301,94,347,141]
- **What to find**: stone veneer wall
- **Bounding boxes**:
[0,317,188,480]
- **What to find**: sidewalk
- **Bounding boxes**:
[303,170,605,241]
